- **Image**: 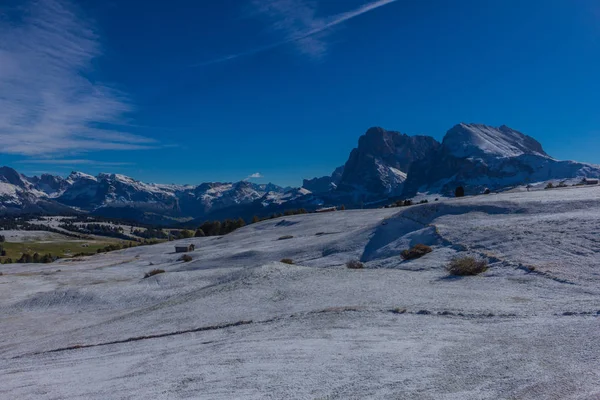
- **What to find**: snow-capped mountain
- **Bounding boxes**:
[2,122,599,222]
[29,174,71,197]
[58,172,180,214]
[177,181,286,218]
[443,123,548,158]
[334,127,440,197]
[402,123,600,196]
[260,187,312,207]
[0,167,71,214]
[0,167,288,222]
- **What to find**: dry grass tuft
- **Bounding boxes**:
[401,244,433,260]
[446,256,488,276]
[346,259,364,269]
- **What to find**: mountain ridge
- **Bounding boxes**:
[2,122,599,222]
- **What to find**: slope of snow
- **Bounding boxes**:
[0,182,19,199]
[374,159,407,194]
[66,171,97,184]
[2,186,600,398]
[444,123,548,158]
[260,188,312,206]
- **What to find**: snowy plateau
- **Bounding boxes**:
[2,184,600,399]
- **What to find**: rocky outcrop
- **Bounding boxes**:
[303,166,344,193]
[336,127,440,197]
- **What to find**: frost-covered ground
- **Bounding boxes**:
[0,230,76,243]
[1,186,600,399]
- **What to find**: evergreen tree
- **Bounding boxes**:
[194,228,205,237]
[180,230,194,239]
[455,186,465,198]
[252,215,260,224]
[18,253,33,263]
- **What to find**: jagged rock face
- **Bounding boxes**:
[303,166,344,193]
[0,167,29,188]
[32,174,70,197]
[0,167,72,214]
[403,124,600,196]
[337,127,440,196]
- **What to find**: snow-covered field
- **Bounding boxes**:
[0,230,76,243]
[1,186,600,399]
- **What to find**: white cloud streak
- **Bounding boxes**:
[17,159,134,166]
[0,0,155,156]
[246,172,264,180]
[194,0,397,66]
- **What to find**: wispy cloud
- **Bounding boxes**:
[17,159,134,167]
[0,0,155,156]
[195,0,397,66]
[246,172,264,180]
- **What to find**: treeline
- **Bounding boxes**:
[95,240,159,254]
[59,223,132,240]
[0,218,82,239]
[191,208,317,238]
[132,228,169,240]
[0,248,57,264]
[194,218,246,237]
[12,253,56,264]
[250,208,311,224]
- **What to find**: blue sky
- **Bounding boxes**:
[1,0,599,186]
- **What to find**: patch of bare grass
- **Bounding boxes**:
[401,244,433,260]
[346,260,364,269]
[446,256,488,276]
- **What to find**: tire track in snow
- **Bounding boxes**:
[13,306,535,359]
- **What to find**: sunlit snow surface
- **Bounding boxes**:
[1,186,600,399]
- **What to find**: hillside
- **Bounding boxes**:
[2,185,600,398]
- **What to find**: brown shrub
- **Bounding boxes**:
[346,260,364,269]
[179,254,193,262]
[278,235,294,240]
[280,258,294,265]
[401,244,433,260]
[446,256,488,276]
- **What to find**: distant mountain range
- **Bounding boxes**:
[0,169,295,224]
[2,123,599,224]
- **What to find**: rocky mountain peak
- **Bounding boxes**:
[0,166,29,188]
[337,127,440,196]
[443,123,549,159]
